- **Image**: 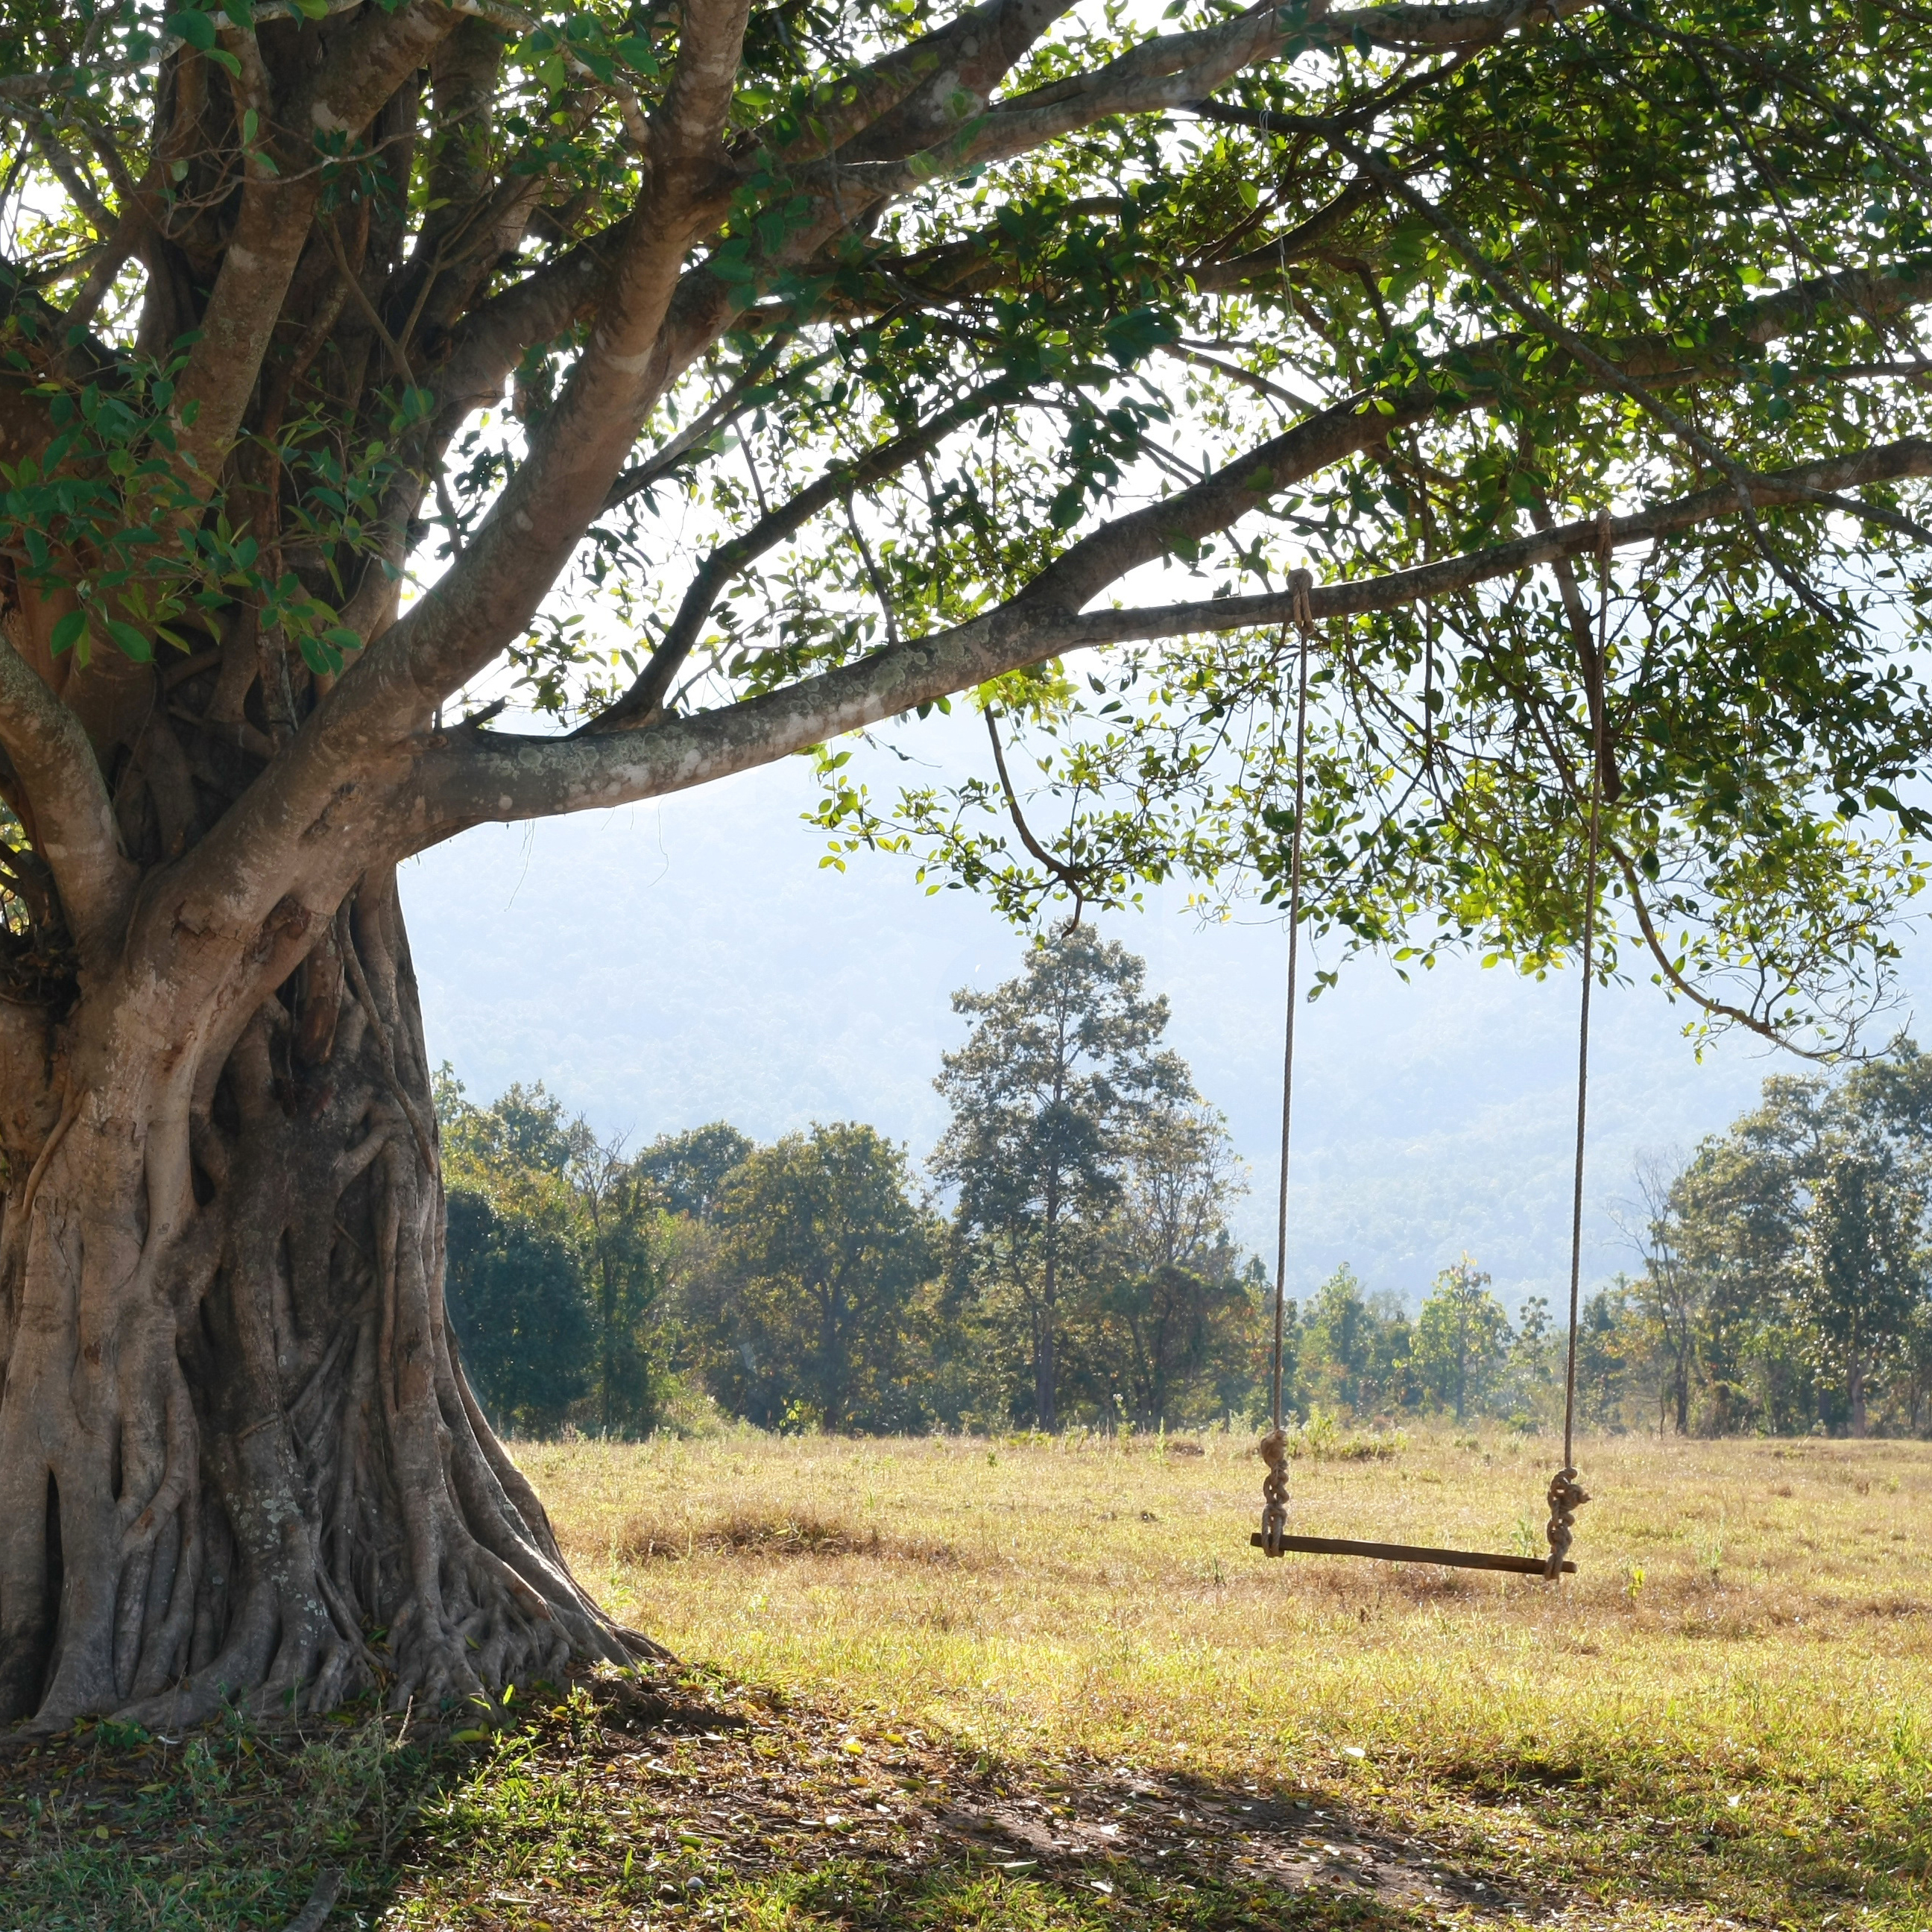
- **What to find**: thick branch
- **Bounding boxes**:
[414,436,1932,836]
[812,0,1587,201]
[1021,256,1932,616]
[153,0,760,950]
[168,4,458,484]
[0,622,135,958]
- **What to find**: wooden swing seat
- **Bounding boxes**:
[1250,1532,1574,1576]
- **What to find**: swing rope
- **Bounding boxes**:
[1255,528,1611,1582]
[1544,511,1613,1577]
[1258,577,1315,1558]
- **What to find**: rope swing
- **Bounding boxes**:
[1254,545,1607,1582]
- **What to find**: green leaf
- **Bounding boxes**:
[50,610,86,657]
[104,619,154,663]
[167,7,217,49]
[297,632,346,677]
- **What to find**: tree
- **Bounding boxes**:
[1800,1142,1925,1436]
[636,1123,755,1222]
[934,929,1183,1429]
[1093,1099,1251,1427]
[2,0,1929,1729]
[444,1187,594,1435]
[1614,1151,1706,1434]
[1297,1265,1416,1419]
[685,1123,935,1431]
[440,1071,668,1436]
[1664,1079,1828,1430]
[1413,1258,1512,1422]
[573,1135,669,1438]
[1573,1278,1650,1431]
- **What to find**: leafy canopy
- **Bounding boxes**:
[0,0,1928,1050]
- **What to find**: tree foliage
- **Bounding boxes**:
[1608,1044,1932,1434]
[443,1185,593,1433]
[438,1069,672,1434]
[0,0,1924,1035]
[933,926,1187,1428]
[1411,1254,1512,1420]
[684,1121,937,1430]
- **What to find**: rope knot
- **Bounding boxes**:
[1257,1429,1290,1556]
[1287,567,1316,637]
[1544,1465,1589,1579]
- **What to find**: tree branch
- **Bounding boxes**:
[0,620,135,959]
[151,0,761,947]
[582,372,1025,733]
[413,435,1932,839]
[1604,839,1837,1060]
[168,4,459,487]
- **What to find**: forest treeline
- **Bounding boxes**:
[438,932,1932,1442]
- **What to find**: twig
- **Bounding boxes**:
[321,217,414,386]
[985,710,1093,926]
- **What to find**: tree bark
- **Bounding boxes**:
[0,871,631,1731]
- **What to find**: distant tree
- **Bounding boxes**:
[1801,1145,1925,1437]
[1614,1151,1707,1435]
[1573,1278,1649,1431]
[443,1190,593,1437]
[1894,1300,1932,1437]
[1297,1266,1417,1419]
[1413,1258,1513,1422]
[1089,1105,1251,1421]
[574,1140,670,1439]
[1498,1294,1560,1423]
[637,1124,757,1222]
[438,1070,667,1436]
[935,929,1185,1430]
[695,1125,937,1432]
[1095,1100,1251,1427]
[438,1070,584,1214]
[1644,1042,1932,1435]
[1666,1079,1825,1432]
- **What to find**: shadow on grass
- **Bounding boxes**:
[1,1672,1914,1930]
[364,1675,1521,1931]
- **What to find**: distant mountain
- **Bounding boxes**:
[406,733,1918,1318]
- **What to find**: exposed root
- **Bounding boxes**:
[1,868,642,1732]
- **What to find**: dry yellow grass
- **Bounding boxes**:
[528,1424,1932,1770]
[511,1424,1932,1923]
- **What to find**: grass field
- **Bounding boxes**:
[4,1424,1929,1929]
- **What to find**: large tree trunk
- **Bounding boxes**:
[0,871,631,1732]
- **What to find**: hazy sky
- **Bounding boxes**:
[403,715,1927,1314]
